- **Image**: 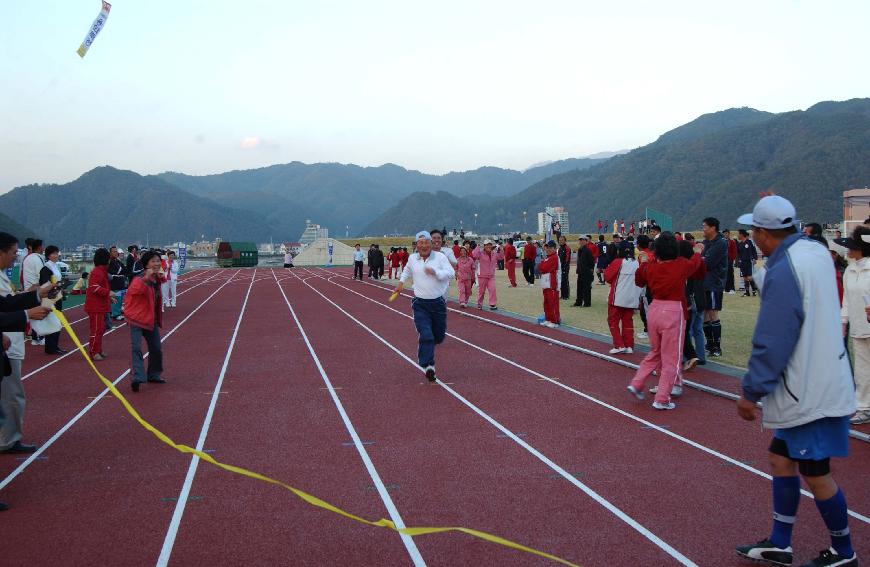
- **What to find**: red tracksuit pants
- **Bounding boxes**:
[88,312,106,356]
[543,288,560,323]
[506,259,517,286]
[607,305,635,349]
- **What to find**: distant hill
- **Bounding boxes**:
[654,107,776,146]
[0,212,35,243]
[0,166,274,245]
[157,157,607,238]
[366,99,870,234]
[360,191,481,237]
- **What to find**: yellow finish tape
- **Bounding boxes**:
[55,309,580,567]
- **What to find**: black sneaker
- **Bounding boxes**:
[735,539,793,566]
[711,349,722,357]
[425,366,436,382]
[799,548,858,567]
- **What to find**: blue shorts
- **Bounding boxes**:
[773,416,850,461]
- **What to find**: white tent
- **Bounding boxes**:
[292,238,356,266]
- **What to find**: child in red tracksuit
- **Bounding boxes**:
[456,247,475,307]
[627,233,705,410]
[84,248,113,360]
[539,240,560,327]
[388,248,401,279]
[604,249,643,355]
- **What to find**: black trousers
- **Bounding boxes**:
[574,272,592,306]
[354,261,364,279]
[522,260,535,284]
[725,261,735,292]
[560,270,571,299]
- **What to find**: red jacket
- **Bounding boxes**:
[123,274,163,329]
[522,243,537,261]
[398,250,408,266]
[389,252,400,268]
[635,254,705,318]
[84,265,111,314]
[727,238,738,262]
[539,253,559,290]
[586,242,599,259]
[503,244,517,262]
[452,244,461,258]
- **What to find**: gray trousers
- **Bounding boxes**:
[131,325,163,384]
[0,359,25,450]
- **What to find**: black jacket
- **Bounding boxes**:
[0,290,40,376]
[108,258,127,291]
[576,246,595,275]
[702,233,728,292]
[125,255,143,280]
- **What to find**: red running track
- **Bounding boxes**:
[0,266,866,566]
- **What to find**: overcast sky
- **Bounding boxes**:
[2,0,868,192]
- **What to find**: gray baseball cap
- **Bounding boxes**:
[737,196,796,229]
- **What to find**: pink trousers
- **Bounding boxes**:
[629,300,685,404]
[477,276,497,307]
[458,279,473,304]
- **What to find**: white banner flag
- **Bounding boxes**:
[76,1,112,58]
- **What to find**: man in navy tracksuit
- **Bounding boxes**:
[735,196,857,567]
[701,217,728,357]
[737,229,759,296]
[596,235,611,284]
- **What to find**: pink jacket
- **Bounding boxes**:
[472,247,497,278]
[456,256,476,282]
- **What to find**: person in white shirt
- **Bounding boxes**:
[162,251,180,308]
[430,229,457,301]
[21,239,46,346]
[352,244,365,280]
[395,231,455,382]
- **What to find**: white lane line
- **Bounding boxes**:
[0,270,243,491]
[156,269,257,567]
[287,271,695,566]
[312,271,870,526]
[315,268,870,445]
[21,270,228,382]
[272,270,426,567]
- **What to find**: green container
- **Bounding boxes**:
[216,242,258,267]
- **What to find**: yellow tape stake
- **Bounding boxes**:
[55,309,579,567]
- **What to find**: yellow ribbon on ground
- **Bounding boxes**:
[54,309,580,567]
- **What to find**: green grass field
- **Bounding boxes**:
[432,268,761,370]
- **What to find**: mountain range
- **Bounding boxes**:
[1,98,866,245]
[364,99,870,235]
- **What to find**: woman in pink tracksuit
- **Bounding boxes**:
[472,240,498,310]
[626,232,705,410]
[456,247,475,308]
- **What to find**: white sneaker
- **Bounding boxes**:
[649,385,682,396]
[627,385,646,400]
[652,401,676,410]
[636,331,648,339]
[624,347,633,354]
[850,410,870,424]
[609,347,626,354]
[727,290,736,295]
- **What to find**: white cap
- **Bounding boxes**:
[483,239,493,245]
[737,195,796,229]
[415,230,432,241]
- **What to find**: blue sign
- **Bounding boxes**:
[178,245,187,270]
[327,241,334,266]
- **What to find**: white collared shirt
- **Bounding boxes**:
[400,251,455,299]
[435,246,458,267]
